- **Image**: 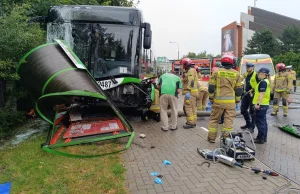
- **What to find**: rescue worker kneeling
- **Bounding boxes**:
[149,81,160,121]
[196,83,209,111]
[207,54,243,143]
[181,58,199,129]
[271,63,293,117]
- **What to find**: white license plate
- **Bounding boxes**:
[98,80,112,90]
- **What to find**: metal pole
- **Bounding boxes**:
[169,41,180,60]
[254,0,257,7]
[177,44,179,60]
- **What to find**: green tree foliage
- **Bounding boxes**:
[1,0,138,17]
[279,26,300,53]
[0,5,45,79]
[244,29,280,57]
[183,51,217,59]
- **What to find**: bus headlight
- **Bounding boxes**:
[123,85,134,94]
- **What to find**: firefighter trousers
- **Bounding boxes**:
[272,92,288,115]
[197,89,209,111]
[184,94,198,125]
[208,105,236,141]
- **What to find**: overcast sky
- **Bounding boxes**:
[137,0,300,60]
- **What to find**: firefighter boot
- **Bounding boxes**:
[207,132,217,143]
[283,106,288,117]
[271,99,279,116]
[183,123,196,129]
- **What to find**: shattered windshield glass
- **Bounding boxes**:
[47,23,139,79]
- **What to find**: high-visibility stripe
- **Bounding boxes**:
[275,89,289,92]
[221,127,233,132]
[187,116,194,121]
[214,96,235,100]
[208,127,218,133]
[214,99,235,103]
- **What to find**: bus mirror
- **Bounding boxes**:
[143,22,151,37]
[144,30,152,49]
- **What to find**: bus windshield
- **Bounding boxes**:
[48,23,139,79]
[241,63,275,76]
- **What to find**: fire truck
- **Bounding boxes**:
[171,60,182,76]
[171,57,232,81]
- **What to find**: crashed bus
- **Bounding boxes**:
[45,5,154,113]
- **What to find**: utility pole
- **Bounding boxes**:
[254,0,258,7]
[169,41,180,60]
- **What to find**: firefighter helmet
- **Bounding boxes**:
[180,58,192,68]
[276,63,286,71]
[221,54,235,67]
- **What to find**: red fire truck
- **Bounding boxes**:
[171,57,230,82]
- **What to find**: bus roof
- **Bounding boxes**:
[50,5,141,12]
[242,54,271,60]
[48,5,143,25]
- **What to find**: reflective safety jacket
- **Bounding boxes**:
[253,79,271,105]
[182,67,198,95]
[208,68,243,109]
[241,71,258,92]
[273,72,293,92]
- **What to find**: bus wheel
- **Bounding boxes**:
[141,112,149,121]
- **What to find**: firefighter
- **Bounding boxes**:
[271,63,293,117]
[181,58,199,129]
[149,78,160,121]
[207,54,243,143]
[196,83,209,111]
[286,65,297,92]
[252,68,271,144]
[195,66,203,80]
[240,62,260,133]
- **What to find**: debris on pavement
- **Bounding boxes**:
[139,134,146,138]
[154,177,162,184]
[163,160,171,165]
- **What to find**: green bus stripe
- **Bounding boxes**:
[41,67,77,95]
[121,77,141,84]
[17,42,58,73]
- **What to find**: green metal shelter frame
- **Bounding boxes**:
[17,40,135,158]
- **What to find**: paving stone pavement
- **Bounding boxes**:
[123,92,300,194]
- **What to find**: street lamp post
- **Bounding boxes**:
[169,41,179,60]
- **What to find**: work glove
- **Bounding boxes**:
[185,92,190,100]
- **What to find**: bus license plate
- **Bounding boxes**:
[98,80,112,90]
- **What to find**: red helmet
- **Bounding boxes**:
[180,58,192,68]
[220,54,235,66]
[276,63,286,71]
